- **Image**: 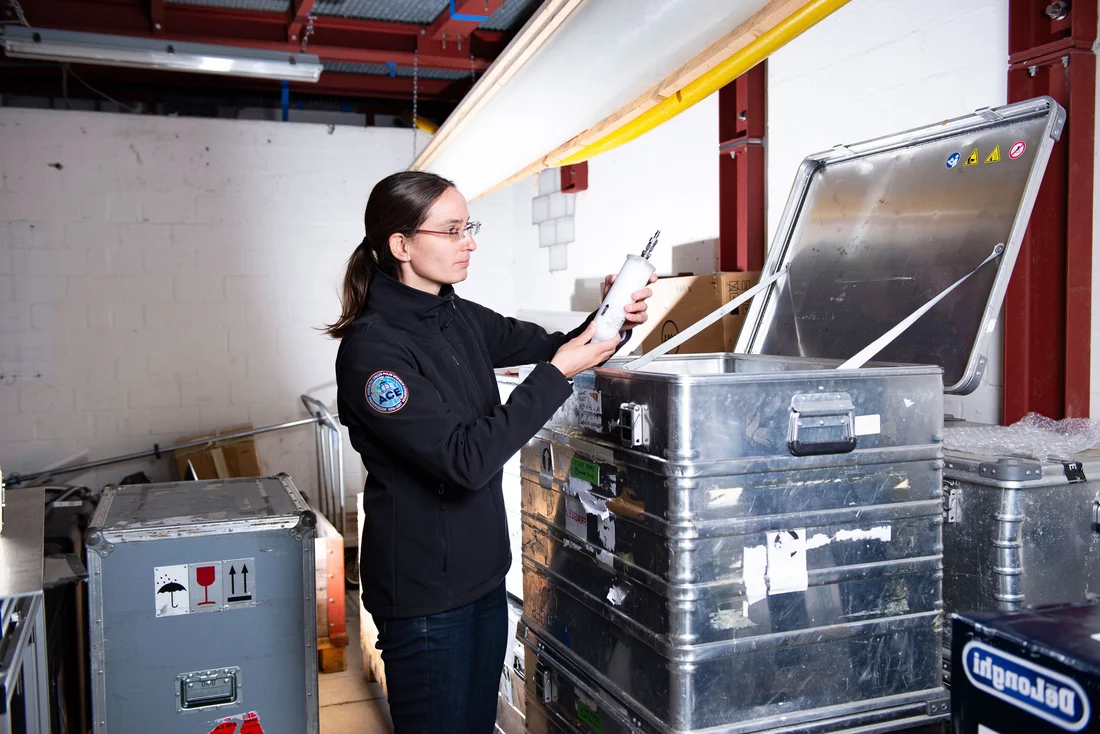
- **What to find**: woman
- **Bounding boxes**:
[329,171,654,734]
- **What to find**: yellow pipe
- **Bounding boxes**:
[555,0,850,167]
[414,117,440,135]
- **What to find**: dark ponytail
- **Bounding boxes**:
[325,171,455,339]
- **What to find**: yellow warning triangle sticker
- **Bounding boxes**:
[964,149,980,167]
[985,145,1001,164]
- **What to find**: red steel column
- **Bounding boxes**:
[1003,0,1096,422]
[718,61,766,272]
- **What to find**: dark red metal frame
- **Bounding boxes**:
[3,0,511,100]
[717,61,766,273]
[1003,0,1097,422]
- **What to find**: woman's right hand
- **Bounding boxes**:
[550,323,620,379]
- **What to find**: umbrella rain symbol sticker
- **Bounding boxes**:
[155,565,191,617]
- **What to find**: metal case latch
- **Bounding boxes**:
[944,479,961,524]
[618,403,650,448]
[536,665,558,703]
[787,393,856,457]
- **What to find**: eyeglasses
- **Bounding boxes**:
[415,221,481,242]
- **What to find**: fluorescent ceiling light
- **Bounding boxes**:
[1,26,322,83]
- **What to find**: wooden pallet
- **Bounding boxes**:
[318,637,347,674]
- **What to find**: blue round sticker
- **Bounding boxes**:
[946,152,961,169]
[366,371,408,414]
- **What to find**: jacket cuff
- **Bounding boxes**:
[530,361,576,404]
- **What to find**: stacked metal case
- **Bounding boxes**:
[940,444,1100,681]
[86,475,319,734]
[519,97,1064,734]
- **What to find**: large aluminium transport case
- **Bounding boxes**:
[86,475,319,734]
[518,97,1064,734]
[940,441,1100,681]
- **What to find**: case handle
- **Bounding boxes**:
[787,392,856,457]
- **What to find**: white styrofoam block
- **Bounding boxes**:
[532,195,550,224]
[547,192,567,220]
[538,169,560,195]
[548,244,568,272]
[564,194,576,216]
[555,216,575,245]
[538,220,556,247]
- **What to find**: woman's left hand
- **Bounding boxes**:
[600,272,658,331]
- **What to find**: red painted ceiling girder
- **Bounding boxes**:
[287,0,317,43]
[427,0,504,42]
[1003,0,1097,422]
[17,0,498,71]
[717,62,766,273]
[149,0,165,35]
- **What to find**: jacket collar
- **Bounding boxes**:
[366,270,456,326]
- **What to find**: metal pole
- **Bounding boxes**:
[6,416,324,486]
[335,427,346,537]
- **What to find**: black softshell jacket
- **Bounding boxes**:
[337,271,588,619]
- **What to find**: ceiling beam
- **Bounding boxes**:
[20,0,497,71]
[149,0,165,35]
[295,72,461,101]
[287,0,316,44]
[426,0,504,42]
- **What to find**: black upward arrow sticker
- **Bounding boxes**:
[229,565,237,593]
[241,565,249,594]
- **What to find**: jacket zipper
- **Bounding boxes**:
[438,483,448,573]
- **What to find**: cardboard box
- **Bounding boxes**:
[630,271,761,356]
[173,424,262,480]
[952,602,1100,734]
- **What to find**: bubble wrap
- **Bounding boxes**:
[943,412,1100,461]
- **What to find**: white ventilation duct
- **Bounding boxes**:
[412,0,795,198]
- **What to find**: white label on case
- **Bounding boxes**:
[743,546,767,605]
[766,529,809,595]
[854,414,881,436]
[598,514,615,552]
[564,496,587,541]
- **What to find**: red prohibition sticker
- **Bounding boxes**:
[209,712,264,734]
[1009,141,1026,159]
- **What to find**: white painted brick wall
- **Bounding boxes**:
[1,107,497,509]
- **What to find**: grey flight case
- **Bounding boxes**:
[941,445,1100,681]
[86,475,319,733]
[518,97,1064,734]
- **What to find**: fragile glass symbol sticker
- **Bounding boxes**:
[190,562,224,612]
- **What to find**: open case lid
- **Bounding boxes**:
[735,97,1065,394]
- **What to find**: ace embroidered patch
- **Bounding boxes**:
[366,371,409,414]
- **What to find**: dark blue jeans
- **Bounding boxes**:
[374,582,507,734]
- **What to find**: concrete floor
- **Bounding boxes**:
[319,592,394,734]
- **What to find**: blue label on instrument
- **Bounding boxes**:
[963,640,1090,731]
